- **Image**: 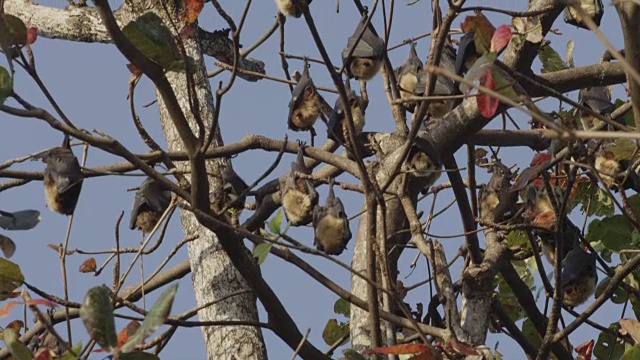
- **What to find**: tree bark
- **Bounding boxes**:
[3,1,267,358]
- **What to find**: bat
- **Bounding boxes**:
[275,0,313,18]
[594,142,640,192]
[455,31,480,77]
[288,62,321,132]
[211,164,249,218]
[341,13,385,81]
[129,177,172,233]
[564,0,604,30]
[394,42,423,111]
[478,160,516,222]
[327,80,365,144]
[579,86,614,129]
[281,145,319,226]
[560,245,597,307]
[42,135,84,215]
[409,127,442,192]
[312,178,352,255]
[416,42,458,118]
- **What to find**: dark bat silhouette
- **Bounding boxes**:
[341,13,385,81]
[394,42,423,110]
[42,135,84,215]
[313,178,352,255]
[327,80,365,144]
[288,63,321,132]
[455,31,479,77]
[416,42,458,118]
[130,177,172,233]
[561,245,597,307]
[408,126,442,193]
[211,164,249,218]
[281,145,319,226]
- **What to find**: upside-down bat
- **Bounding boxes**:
[42,135,84,215]
[313,178,352,255]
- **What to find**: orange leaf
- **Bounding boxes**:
[530,152,552,167]
[27,298,57,308]
[533,210,556,230]
[447,339,478,355]
[461,13,496,53]
[0,302,18,318]
[183,0,204,25]
[364,343,435,355]
[118,320,141,347]
[79,257,97,273]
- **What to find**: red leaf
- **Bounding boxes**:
[364,344,435,356]
[34,348,53,360]
[27,298,57,308]
[530,152,552,167]
[183,0,204,25]
[126,63,142,76]
[447,339,478,355]
[576,339,594,360]
[477,70,498,118]
[27,27,37,45]
[79,257,97,273]
[490,25,511,53]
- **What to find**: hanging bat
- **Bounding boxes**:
[394,42,423,111]
[288,62,321,132]
[130,177,172,233]
[564,0,604,30]
[313,178,352,255]
[478,160,516,222]
[455,31,480,77]
[281,145,319,226]
[594,142,640,192]
[408,127,442,192]
[579,86,615,129]
[560,245,597,307]
[416,42,458,118]
[341,13,385,81]
[211,164,249,218]
[42,135,84,215]
[327,80,365,144]
[275,0,313,18]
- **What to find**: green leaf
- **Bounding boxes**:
[521,318,542,349]
[594,323,625,360]
[460,52,496,94]
[333,298,350,318]
[0,14,27,47]
[79,286,118,352]
[587,215,634,252]
[614,98,636,128]
[0,67,12,105]
[121,12,184,71]
[121,284,178,353]
[0,258,23,301]
[623,345,640,360]
[497,274,526,322]
[2,329,33,360]
[491,66,518,101]
[505,230,529,248]
[538,42,568,73]
[322,318,349,346]
[58,342,82,360]
[595,276,626,304]
[253,242,272,266]
[604,139,638,161]
[268,210,283,234]
[120,352,161,360]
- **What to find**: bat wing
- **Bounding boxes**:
[140,179,171,213]
[342,20,385,60]
[560,248,595,288]
[327,97,346,142]
[580,87,614,114]
[456,31,476,75]
[329,196,352,241]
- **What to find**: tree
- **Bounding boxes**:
[0,0,639,359]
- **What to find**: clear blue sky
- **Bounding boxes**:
[0,0,629,358]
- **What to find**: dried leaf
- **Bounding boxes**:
[117,320,141,347]
[182,0,204,25]
[576,339,594,360]
[461,13,496,54]
[566,40,575,68]
[79,258,97,273]
[364,344,435,356]
[0,235,16,258]
[26,27,37,45]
